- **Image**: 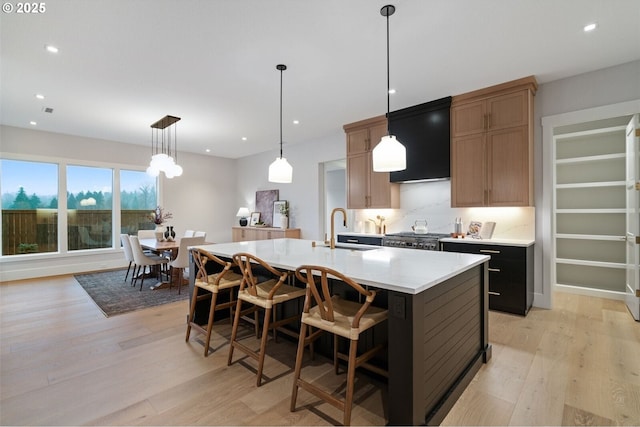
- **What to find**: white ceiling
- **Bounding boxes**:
[2,0,639,159]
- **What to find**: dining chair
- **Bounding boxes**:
[129,235,169,291]
[168,235,205,294]
[183,229,195,237]
[186,248,244,356]
[194,231,206,239]
[290,265,388,426]
[120,234,136,284]
[228,252,306,387]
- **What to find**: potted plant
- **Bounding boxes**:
[279,203,289,229]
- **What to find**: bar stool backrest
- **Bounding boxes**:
[232,252,288,300]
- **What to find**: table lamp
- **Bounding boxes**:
[236,207,250,226]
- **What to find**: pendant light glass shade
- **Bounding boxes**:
[268,64,293,183]
[373,4,406,173]
[373,135,406,172]
[268,157,293,183]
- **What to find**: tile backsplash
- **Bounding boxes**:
[350,180,535,240]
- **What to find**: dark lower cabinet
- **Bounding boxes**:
[442,241,534,316]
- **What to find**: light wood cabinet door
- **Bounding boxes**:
[450,76,536,207]
[451,100,486,137]
[368,121,395,208]
[451,134,486,207]
[487,127,530,206]
[344,116,399,209]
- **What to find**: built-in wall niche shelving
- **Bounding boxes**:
[554,125,627,295]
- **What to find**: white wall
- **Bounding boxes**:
[235,129,346,241]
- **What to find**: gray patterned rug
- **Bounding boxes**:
[74,269,189,317]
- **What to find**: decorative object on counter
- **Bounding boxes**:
[467,220,497,239]
[468,220,482,238]
[479,221,496,240]
[255,189,278,226]
[236,207,250,226]
[372,4,406,173]
[273,200,289,229]
[164,225,176,241]
[250,212,261,226]
[453,217,464,238]
[150,206,172,241]
[368,215,385,234]
[145,115,183,178]
[268,64,293,183]
[412,219,428,234]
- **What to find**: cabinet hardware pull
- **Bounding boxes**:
[346,239,359,243]
[487,113,491,129]
[488,291,501,296]
[480,249,501,254]
[488,268,501,272]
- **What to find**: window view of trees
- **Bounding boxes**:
[1,159,157,256]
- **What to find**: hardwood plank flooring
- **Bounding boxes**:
[1,275,638,425]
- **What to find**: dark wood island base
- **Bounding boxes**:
[387,263,490,425]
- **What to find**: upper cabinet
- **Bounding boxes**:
[451,76,537,207]
[344,115,400,209]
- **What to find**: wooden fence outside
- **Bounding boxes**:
[2,209,154,255]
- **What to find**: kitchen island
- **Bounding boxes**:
[191,238,491,425]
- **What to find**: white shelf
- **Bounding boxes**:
[555,208,625,214]
[553,124,627,295]
[555,258,626,269]
[555,234,626,241]
[555,181,625,189]
[555,153,625,165]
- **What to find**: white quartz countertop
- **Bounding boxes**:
[195,239,489,295]
[440,237,535,247]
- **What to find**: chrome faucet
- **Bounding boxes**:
[326,207,347,249]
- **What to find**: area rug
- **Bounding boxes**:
[74,269,188,317]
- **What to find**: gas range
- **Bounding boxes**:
[382,232,450,250]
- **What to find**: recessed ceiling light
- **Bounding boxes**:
[30,121,37,126]
[584,22,597,32]
[45,44,59,53]
[35,94,45,100]
[293,120,299,125]
[205,148,211,153]
[241,137,247,141]
[388,89,396,94]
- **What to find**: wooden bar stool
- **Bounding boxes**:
[290,265,388,426]
[185,248,243,357]
[227,252,306,387]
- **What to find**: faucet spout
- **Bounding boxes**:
[329,207,347,249]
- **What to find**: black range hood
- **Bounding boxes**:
[388,96,452,183]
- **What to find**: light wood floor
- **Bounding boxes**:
[1,275,639,426]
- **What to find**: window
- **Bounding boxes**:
[1,159,59,255]
[120,169,157,235]
[67,165,113,250]
[1,157,158,257]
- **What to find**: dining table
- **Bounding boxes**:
[138,238,181,290]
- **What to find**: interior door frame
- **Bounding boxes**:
[541,99,640,309]
[625,114,640,320]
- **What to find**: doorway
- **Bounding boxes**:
[322,159,348,239]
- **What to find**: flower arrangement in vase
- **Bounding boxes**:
[150,206,173,241]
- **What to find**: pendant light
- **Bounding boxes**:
[372,4,406,172]
[268,64,293,183]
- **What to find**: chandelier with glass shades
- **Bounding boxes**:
[146,115,183,178]
[268,64,293,183]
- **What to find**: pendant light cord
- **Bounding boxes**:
[386,9,391,135]
[280,66,283,159]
